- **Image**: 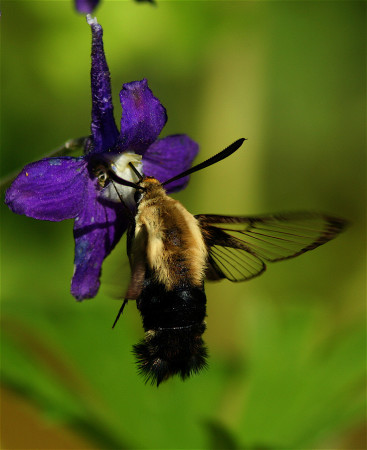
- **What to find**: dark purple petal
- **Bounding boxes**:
[71,177,128,300]
[5,157,88,221]
[142,134,199,193]
[119,79,167,154]
[89,19,119,153]
[75,0,100,13]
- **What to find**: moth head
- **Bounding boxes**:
[97,137,246,210]
[137,177,166,203]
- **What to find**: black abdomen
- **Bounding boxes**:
[133,280,208,386]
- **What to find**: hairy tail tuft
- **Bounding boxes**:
[133,325,208,386]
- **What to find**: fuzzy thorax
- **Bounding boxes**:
[135,179,208,290]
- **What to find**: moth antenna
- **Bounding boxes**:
[108,170,145,191]
[112,299,129,329]
[128,162,143,181]
[162,138,246,187]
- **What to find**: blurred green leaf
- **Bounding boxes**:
[204,420,239,450]
[236,300,365,449]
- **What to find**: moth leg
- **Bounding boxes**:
[112,299,129,329]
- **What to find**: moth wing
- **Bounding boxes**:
[195,212,347,282]
[124,266,145,300]
[124,222,148,300]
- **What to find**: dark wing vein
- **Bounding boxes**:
[210,245,265,281]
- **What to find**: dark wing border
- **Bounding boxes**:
[196,212,347,282]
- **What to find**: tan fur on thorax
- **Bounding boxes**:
[134,179,207,290]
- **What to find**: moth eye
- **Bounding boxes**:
[94,166,109,187]
[134,190,143,204]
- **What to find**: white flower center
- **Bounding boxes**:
[101,152,143,207]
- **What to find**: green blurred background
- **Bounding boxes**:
[1,1,365,449]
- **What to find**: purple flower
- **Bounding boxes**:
[75,0,100,13]
[75,0,154,14]
[5,18,198,301]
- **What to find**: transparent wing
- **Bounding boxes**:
[196,212,347,282]
[206,246,266,282]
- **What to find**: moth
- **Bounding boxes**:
[102,138,347,386]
